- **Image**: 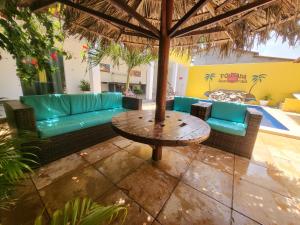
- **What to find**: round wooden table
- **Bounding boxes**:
[111,110,211,161]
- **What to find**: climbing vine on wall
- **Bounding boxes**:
[0,0,67,82]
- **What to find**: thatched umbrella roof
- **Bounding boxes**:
[27,0,300,54]
[26,0,300,123]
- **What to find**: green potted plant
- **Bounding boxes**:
[79,80,91,93]
[260,94,272,106]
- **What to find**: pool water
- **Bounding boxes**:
[247,106,289,131]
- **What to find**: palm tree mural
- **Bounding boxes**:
[204,73,216,91]
[248,74,267,94]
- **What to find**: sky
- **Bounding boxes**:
[251,33,300,59]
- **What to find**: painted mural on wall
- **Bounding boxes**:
[204,73,267,103]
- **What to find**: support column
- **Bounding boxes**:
[170,62,178,94]
[146,61,155,100]
[155,0,173,122]
[89,64,101,93]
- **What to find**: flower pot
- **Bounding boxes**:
[259,100,269,106]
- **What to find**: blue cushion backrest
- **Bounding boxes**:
[101,92,123,109]
[20,94,71,121]
[69,93,102,114]
[211,101,247,123]
[174,96,200,113]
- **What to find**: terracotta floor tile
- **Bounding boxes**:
[233,179,300,225]
[149,149,192,178]
[165,145,200,159]
[235,156,300,198]
[117,164,177,217]
[39,166,113,213]
[125,142,153,160]
[157,182,231,225]
[195,145,234,174]
[0,179,48,225]
[94,150,145,183]
[78,142,121,164]
[183,160,233,207]
[231,211,261,225]
[110,136,133,149]
[151,220,162,225]
[99,188,153,225]
[32,153,87,190]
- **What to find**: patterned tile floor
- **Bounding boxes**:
[1,132,300,225]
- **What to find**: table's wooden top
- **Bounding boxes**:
[112,110,211,146]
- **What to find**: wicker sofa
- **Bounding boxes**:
[167,96,262,158]
[4,92,142,165]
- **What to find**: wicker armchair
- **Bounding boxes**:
[191,102,262,158]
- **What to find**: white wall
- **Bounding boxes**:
[100,56,147,84]
[63,37,90,94]
[0,51,23,99]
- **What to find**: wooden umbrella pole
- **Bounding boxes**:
[155,0,174,123]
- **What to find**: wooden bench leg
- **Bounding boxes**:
[152,145,162,161]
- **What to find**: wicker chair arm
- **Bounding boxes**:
[245,108,263,133]
[190,102,212,121]
[166,98,174,110]
[122,96,142,110]
[3,100,37,134]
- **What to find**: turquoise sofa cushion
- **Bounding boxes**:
[207,118,247,136]
[37,108,127,138]
[174,96,200,113]
[211,101,247,123]
[21,94,71,121]
[101,92,123,109]
[69,93,102,114]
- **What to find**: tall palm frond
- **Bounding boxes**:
[121,48,155,92]
[34,198,127,225]
[0,127,38,210]
[87,39,111,68]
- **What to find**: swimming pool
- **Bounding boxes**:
[248,106,289,131]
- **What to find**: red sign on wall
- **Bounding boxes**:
[219,73,247,83]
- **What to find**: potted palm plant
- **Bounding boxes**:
[260,94,272,106]
[79,80,91,93]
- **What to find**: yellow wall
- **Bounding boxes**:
[186,62,300,106]
[282,98,300,113]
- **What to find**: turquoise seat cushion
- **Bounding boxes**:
[101,92,123,109]
[37,108,127,138]
[211,101,247,123]
[21,94,71,121]
[69,93,102,114]
[174,96,200,113]
[207,118,247,136]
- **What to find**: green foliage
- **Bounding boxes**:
[133,86,143,95]
[87,39,112,68]
[118,47,155,92]
[88,41,155,93]
[263,94,272,101]
[0,127,38,210]
[79,80,90,91]
[34,197,127,225]
[0,0,66,83]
